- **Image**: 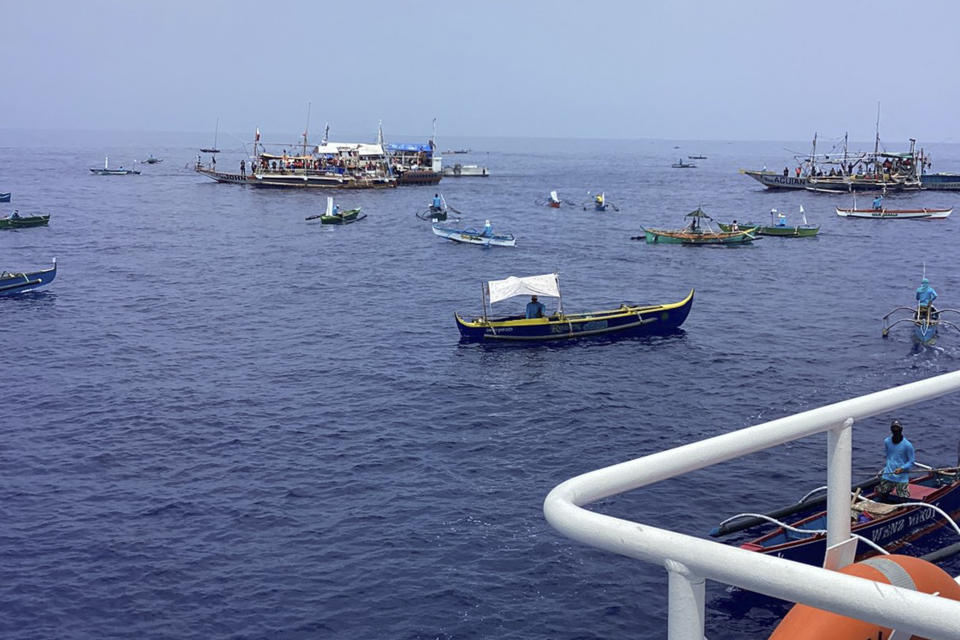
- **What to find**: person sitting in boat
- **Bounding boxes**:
[333,204,341,215]
[525,295,546,319]
[916,277,938,309]
[878,420,914,499]
[873,194,884,210]
[730,219,740,232]
[480,220,494,237]
[595,193,604,206]
[431,193,443,212]
[9,210,20,219]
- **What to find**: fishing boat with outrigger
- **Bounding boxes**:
[882,279,960,346]
[0,258,57,296]
[883,304,960,346]
[583,192,619,212]
[635,207,758,245]
[671,159,696,168]
[416,194,460,222]
[537,190,567,208]
[432,220,515,247]
[142,155,163,165]
[0,211,50,230]
[710,460,960,568]
[718,206,819,237]
[454,272,694,343]
[836,205,952,220]
[305,197,365,225]
[90,157,140,176]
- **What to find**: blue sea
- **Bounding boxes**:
[3,130,960,639]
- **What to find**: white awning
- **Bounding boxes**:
[314,142,384,156]
[486,273,560,305]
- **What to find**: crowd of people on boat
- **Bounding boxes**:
[781,155,929,180]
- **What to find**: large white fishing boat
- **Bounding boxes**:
[195,120,396,189]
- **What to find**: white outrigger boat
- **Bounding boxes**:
[835,206,952,219]
[432,221,516,247]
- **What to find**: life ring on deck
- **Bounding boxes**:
[768,554,960,639]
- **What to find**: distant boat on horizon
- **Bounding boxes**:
[200,117,220,153]
[90,156,140,175]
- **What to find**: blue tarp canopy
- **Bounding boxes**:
[386,142,432,153]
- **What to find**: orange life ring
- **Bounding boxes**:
[768,555,960,639]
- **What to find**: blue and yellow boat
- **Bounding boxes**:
[454,273,693,343]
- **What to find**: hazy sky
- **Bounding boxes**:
[4,1,959,143]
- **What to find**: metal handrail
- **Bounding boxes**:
[544,369,960,639]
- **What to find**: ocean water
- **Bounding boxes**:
[3,130,960,639]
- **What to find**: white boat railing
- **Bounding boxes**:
[544,369,960,639]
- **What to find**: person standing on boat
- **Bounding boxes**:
[240,159,246,178]
[878,420,914,499]
[431,193,442,211]
[916,277,937,309]
[872,194,883,210]
[480,220,494,238]
[525,295,546,319]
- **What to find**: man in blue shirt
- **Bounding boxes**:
[916,277,937,308]
[878,420,915,499]
[525,295,546,319]
[431,193,443,211]
[873,194,884,210]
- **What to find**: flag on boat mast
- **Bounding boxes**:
[255,128,260,142]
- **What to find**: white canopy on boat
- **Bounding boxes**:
[314,142,385,157]
[486,273,560,305]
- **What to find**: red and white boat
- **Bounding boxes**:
[835,206,952,219]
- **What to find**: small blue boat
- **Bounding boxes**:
[883,304,960,345]
[0,259,57,296]
[455,272,693,343]
[0,193,10,203]
[582,192,619,212]
[432,221,516,247]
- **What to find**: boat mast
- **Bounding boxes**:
[873,102,881,159]
[213,117,219,150]
[302,102,311,157]
[842,132,848,175]
[808,133,817,176]
[554,272,564,316]
[481,281,488,323]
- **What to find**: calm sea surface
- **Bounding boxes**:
[3,130,960,639]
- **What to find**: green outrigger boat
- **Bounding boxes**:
[0,213,50,230]
[305,197,366,225]
[319,208,364,224]
[633,207,758,245]
[718,206,819,237]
